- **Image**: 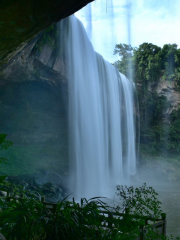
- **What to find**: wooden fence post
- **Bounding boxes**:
[145,218,148,225]
[125,207,130,214]
[139,225,145,240]
[20,193,24,199]
[161,213,166,236]
[6,192,10,202]
[1,194,167,239]
[52,204,56,213]
[107,213,113,229]
[41,196,45,202]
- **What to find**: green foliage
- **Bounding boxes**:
[35,24,58,52]
[0,134,13,194]
[113,42,180,90]
[139,103,180,154]
[0,144,68,177]
[168,108,180,152]
[0,192,111,240]
[113,43,134,80]
[134,43,162,83]
[138,92,169,154]
[114,184,180,240]
[0,133,13,168]
[160,44,180,85]
[114,43,133,59]
[161,44,177,71]
[0,134,7,145]
[115,183,162,218]
[114,42,162,83]
[0,197,48,240]
[114,183,162,239]
[0,134,13,164]
[113,42,180,154]
[0,183,180,240]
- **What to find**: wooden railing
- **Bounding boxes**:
[1,193,167,239]
[38,196,167,239]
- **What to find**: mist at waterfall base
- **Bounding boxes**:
[59,15,136,199]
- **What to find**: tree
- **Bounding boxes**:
[113,43,133,60]
[112,42,180,154]
[113,43,134,79]
[134,42,162,83]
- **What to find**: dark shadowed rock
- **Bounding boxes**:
[0,0,94,68]
[0,25,69,191]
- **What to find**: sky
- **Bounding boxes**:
[75,0,180,63]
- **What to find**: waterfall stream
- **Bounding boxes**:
[59,15,136,199]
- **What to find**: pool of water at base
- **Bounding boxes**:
[155,185,180,238]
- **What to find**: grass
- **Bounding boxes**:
[0,144,68,176]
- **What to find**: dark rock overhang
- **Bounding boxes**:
[0,0,94,68]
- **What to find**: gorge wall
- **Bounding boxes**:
[137,75,180,155]
[0,24,70,196]
[149,77,180,119]
[113,43,180,156]
[113,43,180,182]
[0,24,68,145]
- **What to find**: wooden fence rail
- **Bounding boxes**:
[0,193,167,240]
[41,196,167,240]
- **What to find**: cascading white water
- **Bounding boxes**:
[59,15,136,199]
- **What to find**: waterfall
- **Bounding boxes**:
[59,15,136,199]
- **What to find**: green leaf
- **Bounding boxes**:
[0,210,29,219]
[0,134,7,144]
[0,198,4,207]
[0,157,8,164]
[0,175,7,183]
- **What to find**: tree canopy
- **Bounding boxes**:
[113,42,180,154]
[113,42,180,85]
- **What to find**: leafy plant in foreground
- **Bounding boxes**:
[0,192,113,240]
[115,183,180,240]
[115,183,162,218]
[0,134,13,193]
[0,195,48,240]
[0,134,13,165]
[1,179,180,239]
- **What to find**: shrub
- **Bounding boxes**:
[0,183,180,239]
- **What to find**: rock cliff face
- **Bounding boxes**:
[156,77,180,114]
[0,25,69,189]
[148,77,180,120]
